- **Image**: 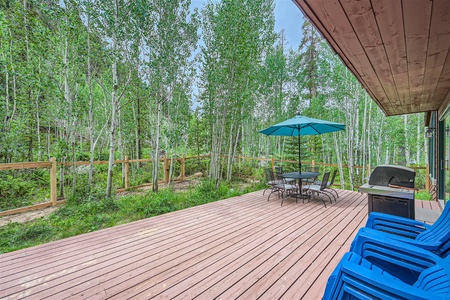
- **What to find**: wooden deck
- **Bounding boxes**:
[0,190,441,299]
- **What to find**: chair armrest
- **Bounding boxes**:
[366,212,431,238]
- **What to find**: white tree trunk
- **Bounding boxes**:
[62,7,73,196]
[361,94,368,180]
[416,116,421,164]
[226,124,234,182]
[152,101,162,192]
[106,0,119,197]
[87,8,95,188]
[404,115,410,165]
[333,133,345,188]
[35,89,41,161]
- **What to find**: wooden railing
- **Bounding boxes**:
[0,155,210,216]
[0,154,429,216]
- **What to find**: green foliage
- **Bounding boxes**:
[0,179,260,253]
[129,164,153,186]
[415,191,432,201]
[185,158,209,176]
[0,175,34,198]
[0,170,50,211]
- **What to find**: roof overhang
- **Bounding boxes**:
[292,0,450,117]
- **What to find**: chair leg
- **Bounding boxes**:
[321,197,327,208]
[311,191,327,208]
[302,190,312,204]
[268,188,277,201]
[328,188,339,199]
[320,191,332,205]
[281,192,287,206]
[324,190,336,202]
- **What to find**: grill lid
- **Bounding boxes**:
[368,165,415,188]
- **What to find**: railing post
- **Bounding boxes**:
[271,156,275,171]
[426,163,430,191]
[312,159,315,171]
[164,156,170,184]
[50,157,57,206]
[181,155,185,180]
[124,156,130,189]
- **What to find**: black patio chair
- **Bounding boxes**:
[315,169,339,199]
[274,166,283,174]
[302,171,333,207]
[275,165,296,184]
[273,172,297,206]
[263,168,281,200]
[304,165,319,184]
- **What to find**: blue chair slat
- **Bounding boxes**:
[413,266,450,295]
[418,215,450,244]
[364,203,450,256]
[367,212,429,233]
[350,229,440,284]
[351,229,438,269]
[367,212,430,238]
[356,226,442,254]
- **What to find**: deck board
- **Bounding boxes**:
[0,190,441,299]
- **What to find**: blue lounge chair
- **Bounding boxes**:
[360,203,450,257]
[322,250,450,300]
[324,231,450,300]
[323,206,450,299]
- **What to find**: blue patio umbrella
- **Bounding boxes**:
[259,114,345,173]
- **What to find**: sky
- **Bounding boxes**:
[273,0,305,49]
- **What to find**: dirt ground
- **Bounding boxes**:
[0,206,60,227]
[0,178,201,227]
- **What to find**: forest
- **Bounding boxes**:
[1,0,428,203]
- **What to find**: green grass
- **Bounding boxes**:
[415,190,433,200]
[0,179,265,254]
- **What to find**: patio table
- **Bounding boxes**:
[283,171,320,200]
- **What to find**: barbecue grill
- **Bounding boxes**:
[359,165,415,219]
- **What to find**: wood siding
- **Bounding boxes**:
[293,0,450,116]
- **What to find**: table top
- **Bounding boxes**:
[282,172,320,179]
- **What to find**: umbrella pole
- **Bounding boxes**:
[298,130,301,174]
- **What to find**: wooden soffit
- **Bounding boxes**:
[292,0,450,117]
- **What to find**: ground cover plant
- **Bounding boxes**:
[0,170,50,211]
[0,179,265,254]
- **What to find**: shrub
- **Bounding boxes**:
[415,190,432,200]
[0,174,41,210]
